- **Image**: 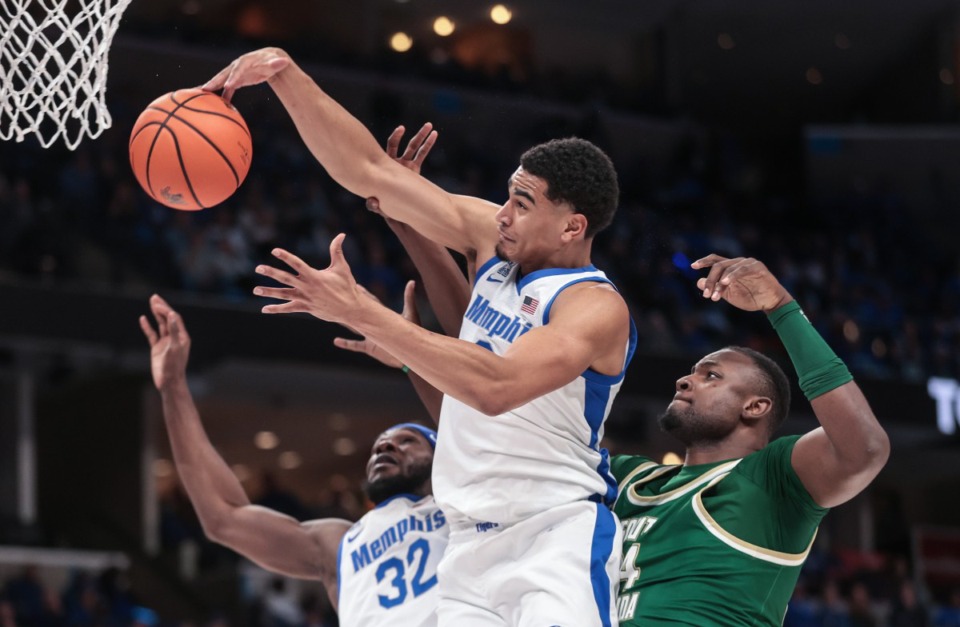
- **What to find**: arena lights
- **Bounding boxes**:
[834,33,852,50]
[434,16,455,37]
[390,32,413,53]
[327,412,349,431]
[717,33,735,50]
[278,451,302,470]
[490,4,512,25]
[254,430,279,450]
[941,69,955,86]
[806,67,823,85]
[334,437,357,456]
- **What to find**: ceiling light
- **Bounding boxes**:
[390,32,414,53]
[941,68,955,85]
[334,437,357,456]
[278,451,302,470]
[806,67,823,85]
[434,16,455,37]
[717,33,735,50]
[254,431,279,450]
[490,5,512,25]
[153,458,174,478]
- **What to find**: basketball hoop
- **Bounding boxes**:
[0,0,134,150]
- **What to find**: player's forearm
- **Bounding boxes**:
[159,377,252,530]
[769,301,889,470]
[387,219,469,337]
[267,59,387,198]
[353,304,527,415]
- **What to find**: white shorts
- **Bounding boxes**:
[436,500,622,627]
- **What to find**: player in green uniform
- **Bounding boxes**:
[613,254,889,626]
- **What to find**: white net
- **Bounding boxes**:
[0,0,133,150]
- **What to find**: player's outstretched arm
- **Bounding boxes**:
[693,254,890,509]
[203,48,499,259]
[369,123,471,337]
[140,296,349,596]
[256,238,631,414]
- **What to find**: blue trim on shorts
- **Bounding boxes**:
[590,503,616,627]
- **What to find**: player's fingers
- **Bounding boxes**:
[255,263,299,287]
[262,301,307,315]
[690,253,730,269]
[403,123,433,160]
[139,315,158,347]
[413,130,438,167]
[401,280,418,320]
[167,311,191,344]
[385,126,405,158]
[253,286,298,301]
[365,197,382,214]
[201,65,232,92]
[698,258,740,298]
[333,337,368,354]
[328,233,348,269]
[270,247,310,274]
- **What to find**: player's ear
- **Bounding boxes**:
[562,212,588,242]
[742,395,772,422]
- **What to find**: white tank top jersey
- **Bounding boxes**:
[336,494,448,627]
[434,257,637,527]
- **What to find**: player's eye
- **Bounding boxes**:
[707,371,721,379]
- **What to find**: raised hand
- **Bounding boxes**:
[253,234,361,322]
[691,254,792,313]
[139,294,192,391]
[334,280,422,367]
[202,47,292,103]
[366,123,438,215]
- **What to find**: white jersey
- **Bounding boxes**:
[336,494,448,627]
[433,257,637,527]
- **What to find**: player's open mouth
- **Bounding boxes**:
[373,454,398,468]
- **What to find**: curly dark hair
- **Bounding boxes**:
[725,346,792,437]
[519,138,619,238]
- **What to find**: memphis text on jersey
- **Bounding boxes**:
[464,294,534,343]
[349,509,447,574]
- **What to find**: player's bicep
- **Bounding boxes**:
[214,505,349,581]
[792,428,873,508]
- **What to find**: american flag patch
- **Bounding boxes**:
[520,295,539,315]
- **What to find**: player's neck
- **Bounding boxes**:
[518,242,593,275]
[682,441,761,466]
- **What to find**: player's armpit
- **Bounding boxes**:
[209,504,351,584]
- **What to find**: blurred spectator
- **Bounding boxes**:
[889,581,931,627]
[934,589,960,627]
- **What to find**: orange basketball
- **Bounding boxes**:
[129,88,252,211]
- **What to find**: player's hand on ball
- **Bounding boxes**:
[139,294,192,391]
[203,47,292,103]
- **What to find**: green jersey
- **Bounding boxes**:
[611,436,828,626]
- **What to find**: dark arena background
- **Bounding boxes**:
[1,0,960,624]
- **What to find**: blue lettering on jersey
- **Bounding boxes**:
[350,510,446,574]
[464,295,533,343]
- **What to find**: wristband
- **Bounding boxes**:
[401,365,410,374]
[767,301,852,400]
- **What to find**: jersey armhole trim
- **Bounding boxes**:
[692,474,817,566]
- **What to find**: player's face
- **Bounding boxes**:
[364,428,434,504]
[494,167,574,266]
[658,350,756,446]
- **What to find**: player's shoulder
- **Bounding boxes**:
[739,435,802,467]
[611,454,659,483]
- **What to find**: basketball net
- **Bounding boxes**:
[0,0,133,150]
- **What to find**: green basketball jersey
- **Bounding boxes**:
[611,436,828,626]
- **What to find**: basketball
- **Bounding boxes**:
[129,88,252,211]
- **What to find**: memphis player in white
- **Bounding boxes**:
[140,294,447,626]
[210,47,635,626]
